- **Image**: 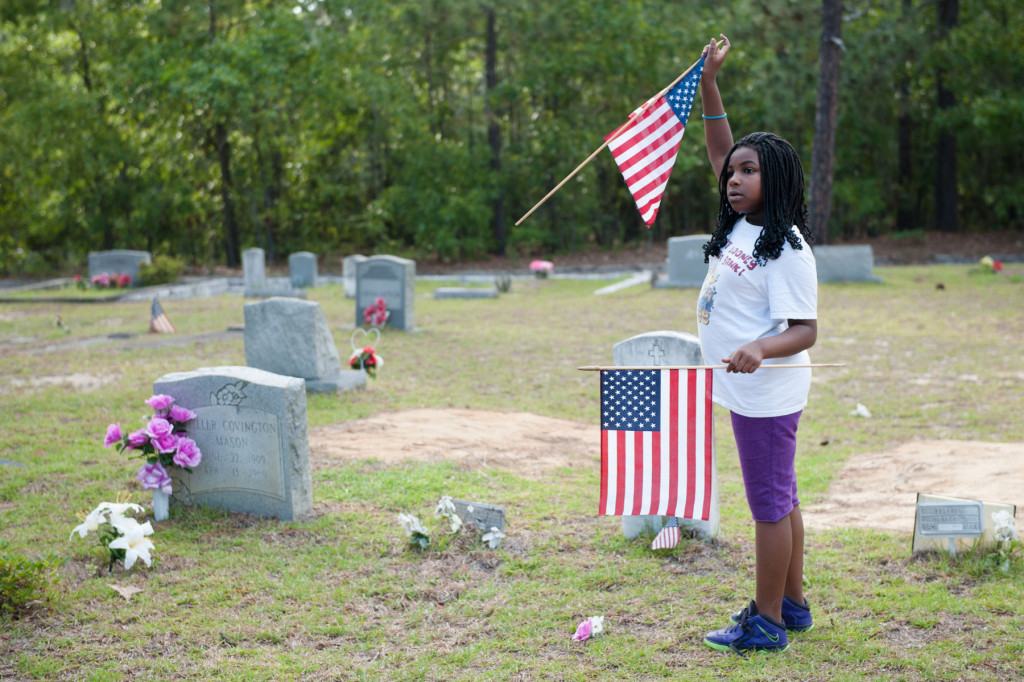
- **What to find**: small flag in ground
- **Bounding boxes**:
[605,55,705,226]
[150,297,175,334]
[651,516,680,550]
[598,368,713,520]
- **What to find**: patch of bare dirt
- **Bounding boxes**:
[310,410,1023,534]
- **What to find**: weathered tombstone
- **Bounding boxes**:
[343,254,367,299]
[653,235,711,288]
[355,255,415,331]
[242,247,267,293]
[288,251,319,289]
[613,330,719,540]
[153,366,312,520]
[813,245,882,283]
[244,297,365,393]
[452,499,506,535]
[88,250,151,286]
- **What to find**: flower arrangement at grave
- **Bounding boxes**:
[396,495,506,552]
[987,510,1019,574]
[972,255,1004,275]
[349,345,383,378]
[104,394,202,520]
[78,272,132,289]
[363,296,389,327]
[529,259,554,278]
[572,615,606,642]
[70,495,155,572]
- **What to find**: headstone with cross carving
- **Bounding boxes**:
[612,330,719,540]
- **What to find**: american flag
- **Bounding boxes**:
[651,516,680,551]
[605,55,705,225]
[150,297,175,334]
[599,369,713,520]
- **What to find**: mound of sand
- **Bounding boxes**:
[309,410,1023,532]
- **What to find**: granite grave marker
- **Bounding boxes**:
[288,251,319,289]
[653,235,711,289]
[153,366,312,520]
[88,250,151,286]
[356,255,415,330]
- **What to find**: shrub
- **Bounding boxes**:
[0,540,61,619]
[137,254,185,287]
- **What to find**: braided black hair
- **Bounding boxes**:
[702,132,813,265]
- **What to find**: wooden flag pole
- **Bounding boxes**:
[577,363,846,371]
[514,54,707,227]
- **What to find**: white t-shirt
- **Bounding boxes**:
[695,217,818,418]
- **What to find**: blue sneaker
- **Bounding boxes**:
[731,595,813,632]
[706,601,789,655]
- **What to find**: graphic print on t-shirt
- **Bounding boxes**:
[697,270,717,326]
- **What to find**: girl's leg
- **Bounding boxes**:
[785,504,805,604]
[754,514,791,623]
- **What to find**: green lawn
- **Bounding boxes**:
[1,265,1022,680]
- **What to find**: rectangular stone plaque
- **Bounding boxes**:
[915,500,983,537]
[355,255,415,330]
[186,405,286,500]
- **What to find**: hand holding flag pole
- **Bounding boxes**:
[515,53,708,227]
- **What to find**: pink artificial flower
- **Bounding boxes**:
[169,405,196,423]
[73,274,82,283]
[145,394,175,411]
[375,297,387,311]
[117,273,132,287]
[572,619,594,642]
[154,433,179,454]
[145,416,174,440]
[529,259,554,272]
[993,260,1004,272]
[173,437,202,468]
[126,429,149,449]
[137,462,172,494]
[104,423,122,448]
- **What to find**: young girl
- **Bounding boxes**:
[696,35,818,655]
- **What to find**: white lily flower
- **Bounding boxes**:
[434,495,458,518]
[991,510,1018,542]
[101,502,146,525]
[482,526,505,548]
[70,504,111,540]
[397,513,427,537]
[107,518,156,570]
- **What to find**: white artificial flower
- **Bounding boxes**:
[70,504,111,540]
[101,502,146,525]
[107,518,155,570]
[851,403,872,418]
[482,526,505,548]
[435,495,458,518]
[397,513,427,537]
[589,616,605,636]
[991,510,1018,542]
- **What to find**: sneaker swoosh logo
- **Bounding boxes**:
[756,625,780,642]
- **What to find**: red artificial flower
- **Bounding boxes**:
[993,260,1003,272]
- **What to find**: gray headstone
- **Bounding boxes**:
[343,255,367,298]
[244,297,365,394]
[242,248,267,292]
[613,330,719,540]
[814,245,882,283]
[289,251,319,289]
[356,255,415,330]
[653,235,710,288]
[433,287,499,300]
[88,250,151,287]
[452,499,506,534]
[153,366,312,521]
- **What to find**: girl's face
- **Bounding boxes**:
[725,146,764,225]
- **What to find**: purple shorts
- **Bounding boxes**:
[730,411,802,523]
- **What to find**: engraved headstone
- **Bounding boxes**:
[343,254,367,299]
[244,297,365,393]
[88,250,151,286]
[814,245,882,283]
[288,251,319,289]
[613,330,719,540]
[153,366,312,520]
[356,255,415,330]
[653,235,711,289]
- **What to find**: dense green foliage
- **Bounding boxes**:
[1,0,1021,273]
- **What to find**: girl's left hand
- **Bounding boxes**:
[723,342,763,373]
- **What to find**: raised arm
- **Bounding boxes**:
[701,35,735,178]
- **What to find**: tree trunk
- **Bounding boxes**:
[484,5,506,255]
[934,0,958,233]
[896,0,916,232]
[808,0,843,244]
[214,122,241,268]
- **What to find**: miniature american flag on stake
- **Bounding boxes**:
[599,369,713,522]
[605,55,705,225]
[149,297,175,334]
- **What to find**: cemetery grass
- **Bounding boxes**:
[1,265,1023,681]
